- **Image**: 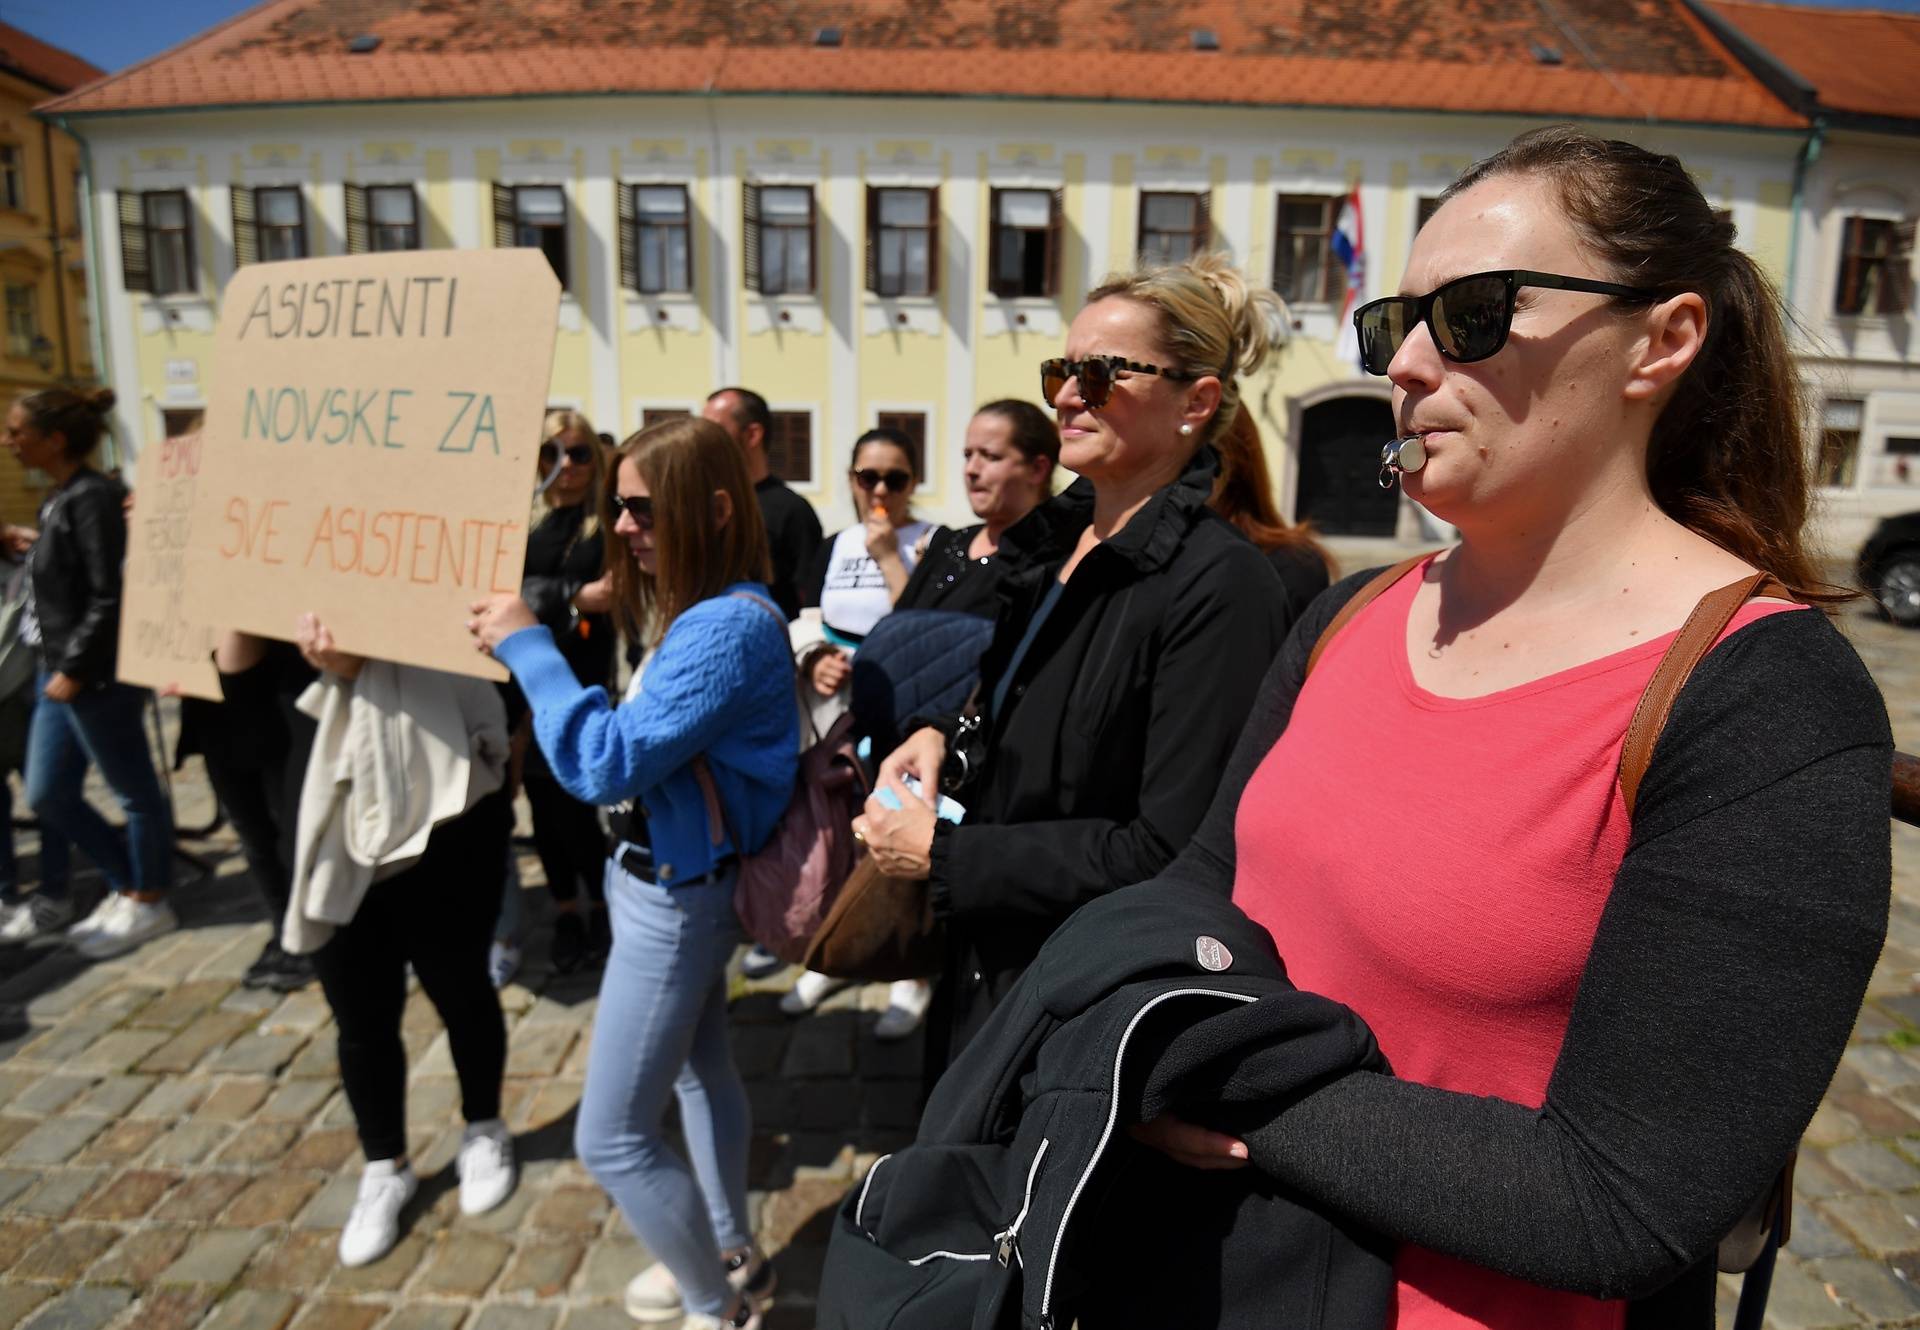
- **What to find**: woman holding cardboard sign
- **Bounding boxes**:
[469,417,797,1330]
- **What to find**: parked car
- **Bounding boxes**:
[1859,511,1920,627]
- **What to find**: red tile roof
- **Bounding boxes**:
[36,0,1802,130]
[1711,1,1920,124]
[0,21,104,96]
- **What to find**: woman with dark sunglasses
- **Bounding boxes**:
[468,418,796,1330]
[507,409,617,978]
[1123,127,1889,1330]
[853,251,1296,1079]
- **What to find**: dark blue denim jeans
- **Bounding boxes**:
[1,688,71,899]
[24,671,174,897]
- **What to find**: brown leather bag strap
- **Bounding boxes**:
[689,757,729,849]
[1305,553,1436,677]
[1617,572,1797,817]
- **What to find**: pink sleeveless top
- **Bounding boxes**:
[1231,562,1799,1330]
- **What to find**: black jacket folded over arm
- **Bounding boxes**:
[1158,570,1892,1317]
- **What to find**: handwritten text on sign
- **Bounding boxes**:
[181,250,560,680]
[117,430,222,701]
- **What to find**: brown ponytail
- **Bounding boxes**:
[15,386,115,462]
[1445,127,1833,599]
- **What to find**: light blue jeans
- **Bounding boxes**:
[575,855,751,1316]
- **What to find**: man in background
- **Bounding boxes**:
[702,387,821,621]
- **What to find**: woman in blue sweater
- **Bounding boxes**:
[469,417,797,1330]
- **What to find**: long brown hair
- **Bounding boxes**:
[1210,402,1332,571]
[604,417,771,643]
[1444,126,1830,598]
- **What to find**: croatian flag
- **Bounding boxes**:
[1331,186,1365,373]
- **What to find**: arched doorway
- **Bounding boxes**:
[1293,395,1398,536]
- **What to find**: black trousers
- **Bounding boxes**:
[312,789,511,1163]
[523,754,606,906]
[202,742,292,927]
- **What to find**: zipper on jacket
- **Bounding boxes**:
[1039,987,1257,1322]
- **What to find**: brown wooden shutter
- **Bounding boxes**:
[1135,192,1149,262]
[491,182,515,250]
[230,186,257,268]
[617,183,639,292]
[1194,190,1213,257]
[1889,218,1917,314]
[343,183,368,255]
[927,185,941,296]
[291,190,310,258]
[986,188,1007,298]
[1048,187,1064,297]
[1838,217,1865,315]
[118,190,150,292]
[804,187,818,295]
[864,187,880,294]
[742,182,762,294]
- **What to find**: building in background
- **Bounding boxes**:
[0,24,101,526]
[36,1,1810,538]
[1702,0,1920,551]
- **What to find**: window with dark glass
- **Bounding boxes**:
[621,184,692,294]
[743,185,815,296]
[989,188,1062,298]
[1138,191,1209,265]
[641,408,691,429]
[867,187,938,297]
[766,410,814,484]
[343,184,420,254]
[1836,216,1915,317]
[1274,195,1344,305]
[875,411,928,478]
[0,146,22,211]
[492,184,569,289]
[257,188,306,262]
[1416,195,1444,230]
[4,283,36,358]
[1820,398,1864,488]
[118,190,196,295]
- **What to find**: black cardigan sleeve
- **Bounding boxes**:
[1162,583,1892,1301]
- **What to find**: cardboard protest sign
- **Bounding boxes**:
[181,250,560,680]
[117,429,223,701]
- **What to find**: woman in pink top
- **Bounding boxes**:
[1132,127,1891,1329]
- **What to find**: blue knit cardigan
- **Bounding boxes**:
[494,583,798,884]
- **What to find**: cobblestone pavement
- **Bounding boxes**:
[0,572,1917,1329]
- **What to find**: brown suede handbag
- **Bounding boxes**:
[801,854,944,982]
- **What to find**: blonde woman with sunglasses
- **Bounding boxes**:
[855,252,1299,1082]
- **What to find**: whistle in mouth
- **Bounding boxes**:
[1377,435,1427,490]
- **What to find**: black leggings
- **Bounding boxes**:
[312,789,511,1163]
[523,755,606,906]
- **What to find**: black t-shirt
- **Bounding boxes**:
[755,476,824,621]
[897,524,1006,620]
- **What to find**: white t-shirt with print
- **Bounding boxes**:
[819,520,933,637]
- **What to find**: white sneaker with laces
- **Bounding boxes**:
[874,978,933,1041]
[740,944,786,980]
[73,895,177,959]
[456,1119,516,1216]
[338,1159,417,1267]
[487,940,521,989]
[0,893,74,941]
[64,892,127,946]
[778,969,849,1016]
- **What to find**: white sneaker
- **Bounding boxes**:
[456,1120,516,1216]
[0,893,74,941]
[338,1160,417,1267]
[874,979,932,1041]
[64,893,127,946]
[72,895,177,959]
[624,1244,776,1323]
[487,940,521,989]
[779,969,849,1016]
[740,944,786,980]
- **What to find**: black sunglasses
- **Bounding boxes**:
[1352,269,1660,376]
[539,442,597,469]
[1040,355,1202,409]
[852,468,913,492]
[615,495,654,531]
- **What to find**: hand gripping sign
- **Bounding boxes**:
[179,249,560,681]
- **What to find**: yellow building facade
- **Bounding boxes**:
[0,35,99,526]
[58,97,1803,535]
